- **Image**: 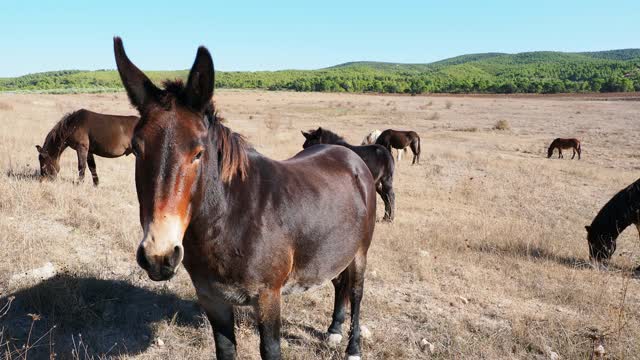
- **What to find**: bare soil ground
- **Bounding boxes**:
[1,91,639,359]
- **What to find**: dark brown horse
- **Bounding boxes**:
[586,178,640,264]
[547,138,581,159]
[375,129,421,165]
[302,127,395,221]
[114,37,376,360]
[36,110,139,185]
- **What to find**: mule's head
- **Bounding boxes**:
[35,145,59,180]
[585,225,616,263]
[301,127,323,148]
[114,37,215,281]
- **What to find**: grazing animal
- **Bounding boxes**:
[114,37,376,360]
[547,138,581,159]
[361,129,381,146]
[36,110,139,185]
[362,128,406,161]
[302,127,395,221]
[585,178,640,263]
[375,129,421,165]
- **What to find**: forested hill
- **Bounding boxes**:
[1,49,639,94]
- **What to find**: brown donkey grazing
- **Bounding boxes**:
[302,127,396,221]
[547,138,581,159]
[36,110,139,185]
[375,129,421,164]
[114,37,376,360]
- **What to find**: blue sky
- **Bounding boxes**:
[1,0,638,76]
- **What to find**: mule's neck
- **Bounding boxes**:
[42,131,68,160]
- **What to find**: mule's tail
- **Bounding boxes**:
[577,141,582,159]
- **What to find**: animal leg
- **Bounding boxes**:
[199,297,237,360]
[256,288,282,360]
[558,149,563,159]
[345,253,367,360]
[87,153,99,186]
[396,148,403,161]
[76,146,89,183]
[327,271,351,346]
[572,148,576,160]
[378,178,395,221]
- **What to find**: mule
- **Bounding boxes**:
[547,138,581,159]
[114,37,376,360]
[586,177,640,264]
[362,129,408,161]
[375,129,421,165]
[36,110,139,185]
[302,127,395,221]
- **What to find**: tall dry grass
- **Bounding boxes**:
[0,91,639,359]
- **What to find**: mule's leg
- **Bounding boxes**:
[571,148,576,159]
[396,148,402,162]
[76,146,89,183]
[558,149,563,159]
[381,177,395,221]
[199,297,237,360]
[87,153,99,186]
[328,270,351,346]
[345,254,367,360]
[256,288,282,360]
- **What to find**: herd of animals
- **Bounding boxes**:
[22,37,638,359]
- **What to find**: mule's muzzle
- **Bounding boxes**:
[136,245,183,281]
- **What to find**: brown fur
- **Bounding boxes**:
[547,138,581,159]
[36,109,139,185]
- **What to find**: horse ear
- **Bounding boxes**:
[184,46,215,112]
[301,131,310,139]
[35,145,42,153]
[113,37,161,112]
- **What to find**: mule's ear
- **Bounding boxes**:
[113,37,160,112]
[585,225,592,232]
[301,131,310,139]
[317,127,323,135]
[35,145,42,153]
[184,46,214,112]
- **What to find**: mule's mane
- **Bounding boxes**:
[310,128,349,145]
[591,179,640,237]
[43,111,81,153]
[207,110,249,183]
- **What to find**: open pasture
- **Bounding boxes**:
[1,91,639,359]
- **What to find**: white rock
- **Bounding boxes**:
[360,325,372,339]
[420,338,435,354]
[327,333,342,347]
[155,338,164,347]
[458,296,469,304]
[9,262,57,287]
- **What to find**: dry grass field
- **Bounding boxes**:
[1,90,639,359]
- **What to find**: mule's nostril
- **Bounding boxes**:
[136,246,151,271]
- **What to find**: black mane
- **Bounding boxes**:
[587,178,640,259]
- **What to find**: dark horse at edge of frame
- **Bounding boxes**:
[36,109,139,185]
[375,129,421,165]
[113,37,376,360]
[586,178,640,270]
[302,127,396,221]
[547,138,581,160]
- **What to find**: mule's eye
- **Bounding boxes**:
[193,150,204,163]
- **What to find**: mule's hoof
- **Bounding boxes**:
[327,333,343,347]
[346,356,361,360]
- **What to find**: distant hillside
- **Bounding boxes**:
[1,49,638,94]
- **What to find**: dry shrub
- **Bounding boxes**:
[493,119,511,130]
